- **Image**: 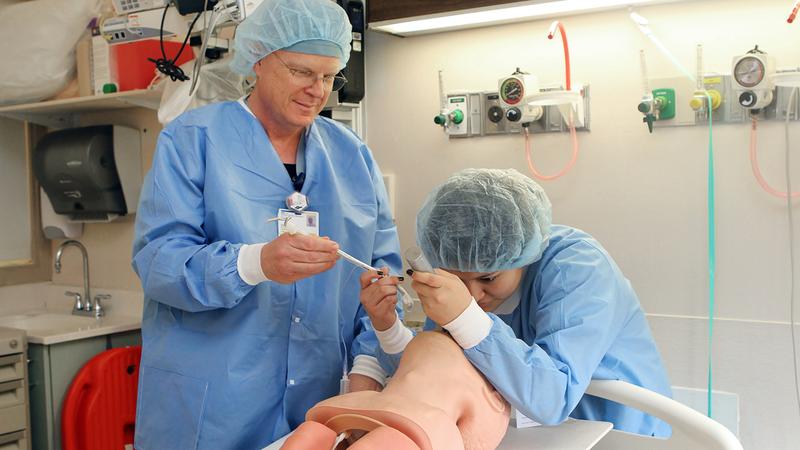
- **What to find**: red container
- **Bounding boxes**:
[61,346,142,450]
[110,39,195,91]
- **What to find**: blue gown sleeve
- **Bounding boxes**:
[464,242,628,425]
[349,145,403,366]
[132,125,255,312]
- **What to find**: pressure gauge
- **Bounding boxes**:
[731,49,775,110]
[500,78,524,105]
[499,71,538,107]
[733,56,765,88]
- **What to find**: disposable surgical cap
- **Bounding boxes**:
[230,0,352,77]
[417,168,552,273]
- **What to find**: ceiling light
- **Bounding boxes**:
[370,0,683,36]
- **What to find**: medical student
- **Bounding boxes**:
[131,0,401,448]
[360,168,672,437]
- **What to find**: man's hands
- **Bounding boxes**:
[410,269,472,326]
[260,233,339,284]
[359,268,400,331]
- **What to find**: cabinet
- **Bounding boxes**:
[27,330,141,450]
[367,0,521,23]
[0,328,30,450]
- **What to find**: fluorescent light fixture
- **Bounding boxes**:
[370,0,683,36]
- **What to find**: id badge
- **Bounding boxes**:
[277,209,320,236]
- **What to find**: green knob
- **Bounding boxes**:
[434,115,446,125]
[637,102,650,113]
[451,109,464,124]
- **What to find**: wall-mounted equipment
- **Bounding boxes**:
[436,87,590,139]
[636,51,677,133]
[732,46,775,110]
[499,69,544,125]
[33,125,142,223]
[433,71,478,137]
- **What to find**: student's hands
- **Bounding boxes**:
[359,268,400,331]
[260,234,339,284]
[411,269,472,326]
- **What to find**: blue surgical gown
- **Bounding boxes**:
[413,225,672,437]
[131,101,401,450]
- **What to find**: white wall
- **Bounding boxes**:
[363,0,800,448]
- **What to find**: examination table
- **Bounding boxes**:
[262,380,743,450]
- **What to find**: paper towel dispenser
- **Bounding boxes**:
[33,125,142,222]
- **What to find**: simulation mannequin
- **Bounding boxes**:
[281,331,511,450]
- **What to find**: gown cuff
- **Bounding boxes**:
[350,354,387,386]
[375,314,414,355]
[443,298,493,349]
[237,243,269,285]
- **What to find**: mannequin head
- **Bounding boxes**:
[281,332,510,450]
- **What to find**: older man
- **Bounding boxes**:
[132,0,401,448]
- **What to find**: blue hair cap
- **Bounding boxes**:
[230,0,352,77]
[416,168,553,273]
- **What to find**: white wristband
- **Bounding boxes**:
[443,298,493,349]
[375,314,414,354]
[237,243,269,285]
[350,355,387,386]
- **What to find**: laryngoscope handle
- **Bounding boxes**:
[404,247,434,273]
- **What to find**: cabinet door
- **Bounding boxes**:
[49,338,106,450]
[29,337,105,450]
[368,0,521,23]
[28,331,142,450]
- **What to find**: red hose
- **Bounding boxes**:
[524,113,579,181]
[750,118,800,198]
[548,21,571,91]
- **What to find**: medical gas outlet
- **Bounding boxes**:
[689,88,722,111]
[434,94,483,138]
[638,88,675,132]
[732,47,775,110]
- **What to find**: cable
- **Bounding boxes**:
[750,117,800,198]
[148,4,202,82]
[190,1,229,96]
[784,87,800,417]
[628,9,695,85]
[705,93,716,419]
[337,266,359,395]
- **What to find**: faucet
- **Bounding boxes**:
[55,240,103,318]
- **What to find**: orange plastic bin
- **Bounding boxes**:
[61,346,142,450]
[110,39,195,91]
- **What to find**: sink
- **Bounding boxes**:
[0,310,141,345]
[0,312,98,333]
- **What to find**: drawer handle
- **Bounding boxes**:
[0,380,22,393]
[0,354,22,367]
[0,430,25,445]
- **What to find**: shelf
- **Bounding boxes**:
[0,89,162,128]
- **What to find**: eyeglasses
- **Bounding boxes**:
[272,53,348,92]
